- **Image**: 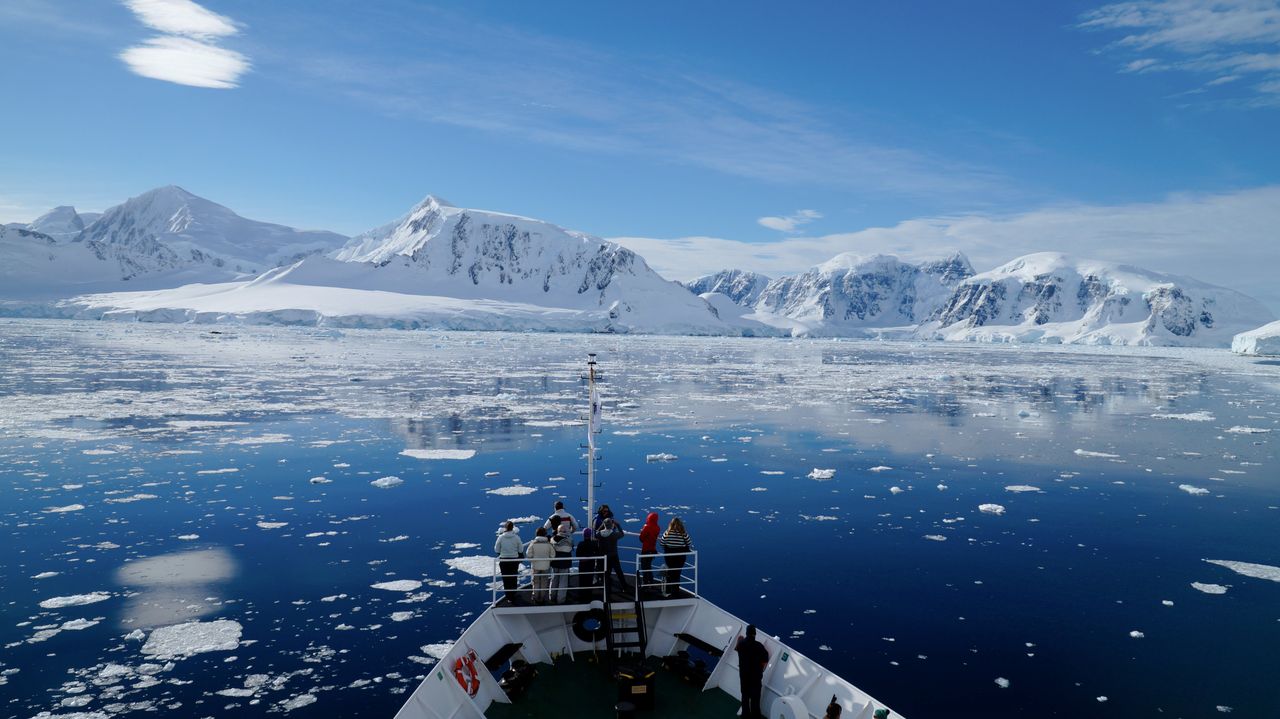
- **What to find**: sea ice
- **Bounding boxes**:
[60,619,99,631]
[279,693,317,712]
[444,556,496,578]
[869,465,892,472]
[808,468,836,480]
[370,580,423,592]
[1203,559,1280,583]
[390,611,415,622]
[1004,485,1041,493]
[256,521,288,529]
[1129,630,1144,638]
[32,571,60,579]
[44,504,85,513]
[140,619,242,658]
[924,535,947,542]
[995,677,1010,688]
[486,485,537,496]
[400,449,476,460]
[39,592,112,609]
[646,453,678,462]
[420,642,454,659]
[978,504,1006,515]
[309,476,331,484]
[1224,426,1271,434]
[1179,485,1210,496]
[1150,411,1214,421]
[370,476,404,489]
[1074,449,1120,458]
[1191,582,1228,594]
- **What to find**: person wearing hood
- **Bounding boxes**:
[493,521,523,601]
[524,527,556,604]
[550,523,574,603]
[577,528,603,597]
[596,516,630,591]
[638,512,660,592]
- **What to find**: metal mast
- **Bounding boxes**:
[586,353,600,522]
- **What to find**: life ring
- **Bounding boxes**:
[453,649,480,697]
[572,608,607,643]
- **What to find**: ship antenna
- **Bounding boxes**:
[586,353,600,523]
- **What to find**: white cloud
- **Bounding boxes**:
[1080,0,1280,104]
[122,0,236,38]
[119,36,248,89]
[613,186,1280,312]
[119,0,248,89]
[757,209,822,233]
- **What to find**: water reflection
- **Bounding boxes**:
[114,548,237,629]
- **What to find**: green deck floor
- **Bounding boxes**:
[485,653,739,718]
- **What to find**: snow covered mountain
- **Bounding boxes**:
[0,187,348,299]
[743,252,974,335]
[684,270,772,306]
[922,253,1275,346]
[79,185,347,279]
[51,195,739,334]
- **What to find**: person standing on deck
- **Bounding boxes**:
[659,517,693,597]
[493,521,523,602]
[576,527,603,595]
[524,527,555,604]
[550,523,574,603]
[596,517,631,591]
[543,500,579,535]
[638,512,660,592]
[592,504,615,533]
[734,625,769,719]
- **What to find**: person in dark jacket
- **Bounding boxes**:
[638,511,660,592]
[576,528,603,596]
[550,523,574,603]
[595,517,630,591]
[659,517,693,596]
[591,504,615,533]
[735,625,769,719]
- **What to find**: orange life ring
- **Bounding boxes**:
[453,650,481,697]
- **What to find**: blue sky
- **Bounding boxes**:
[2,1,1278,303]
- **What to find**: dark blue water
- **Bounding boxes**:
[1,320,1277,718]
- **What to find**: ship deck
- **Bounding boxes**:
[484,653,739,719]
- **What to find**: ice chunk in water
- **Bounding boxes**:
[370,476,404,489]
[140,619,242,658]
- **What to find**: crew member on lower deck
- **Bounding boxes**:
[735,625,769,719]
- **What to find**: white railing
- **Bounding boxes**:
[487,545,699,606]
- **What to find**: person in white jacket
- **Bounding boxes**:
[524,527,557,604]
[543,500,579,535]
[493,521,523,601]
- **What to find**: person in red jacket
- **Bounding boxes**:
[638,512,660,592]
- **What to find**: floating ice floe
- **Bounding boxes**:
[1178,484,1210,496]
[760,470,785,476]
[444,556,496,578]
[646,453,678,462]
[995,677,1010,688]
[370,476,404,489]
[924,535,947,542]
[177,534,199,540]
[1074,449,1120,459]
[1129,630,1144,638]
[39,592,112,609]
[452,542,480,550]
[60,618,99,631]
[800,514,838,522]
[486,485,537,496]
[420,642,454,660]
[978,504,1006,515]
[1191,582,1228,594]
[869,466,892,472]
[32,571,59,579]
[1004,485,1040,493]
[196,468,239,475]
[390,611,415,622]
[279,693,318,712]
[309,476,331,484]
[256,521,288,529]
[808,468,836,480]
[1150,411,1215,422]
[140,619,242,658]
[400,449,476,460]
[1203,559,1280,583]
[44,504,85,513]
[889,486,904,494]
[82,449,117,455]
[371,580,423,592]
[750,487,768,492]
[1161,600,1174,606]
[1224,426,1271,434]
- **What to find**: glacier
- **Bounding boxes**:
[1231,320,1280,356]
